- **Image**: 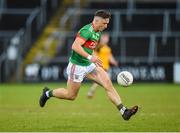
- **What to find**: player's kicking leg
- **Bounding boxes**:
[86,66,138,121]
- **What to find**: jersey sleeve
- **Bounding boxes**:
[77,29,91,41]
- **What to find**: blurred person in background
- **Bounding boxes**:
[87,32,118,98]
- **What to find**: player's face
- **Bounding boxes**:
[98,18,109,31]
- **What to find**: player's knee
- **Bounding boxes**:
[67,94,77,100]
[68,97,76,100]
[103,79,113,89]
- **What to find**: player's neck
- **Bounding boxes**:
[92,22,99,32]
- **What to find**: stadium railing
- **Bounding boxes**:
[55,8,180,64]
[0,0,60,82]
[51,31,180,63]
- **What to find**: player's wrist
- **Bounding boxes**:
[87,55,92,60]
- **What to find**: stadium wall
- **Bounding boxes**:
[23,62,174,83]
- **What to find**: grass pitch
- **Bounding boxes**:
[0,82,180,132]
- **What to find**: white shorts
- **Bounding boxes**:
[66,62,96,82]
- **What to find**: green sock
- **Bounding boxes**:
[117,103,126,115]
[46,90,53,97]
[117,103,124,110]
[49,90,53,97]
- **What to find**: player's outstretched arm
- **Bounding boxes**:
[110,55,118,66]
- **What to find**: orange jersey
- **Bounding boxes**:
[96,44,112,70]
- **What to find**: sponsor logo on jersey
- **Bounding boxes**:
[84,40,98,49]
[92,34,99,41]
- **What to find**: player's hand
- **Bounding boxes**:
[90,55,103,67]
[114,61,118,67]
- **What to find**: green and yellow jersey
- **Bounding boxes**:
[70,23,102,66]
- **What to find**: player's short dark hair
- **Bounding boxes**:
[94,10,111,19]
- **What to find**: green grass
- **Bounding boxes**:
[0,82,180,131]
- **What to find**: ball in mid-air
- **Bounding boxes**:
[117,71,133,86]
